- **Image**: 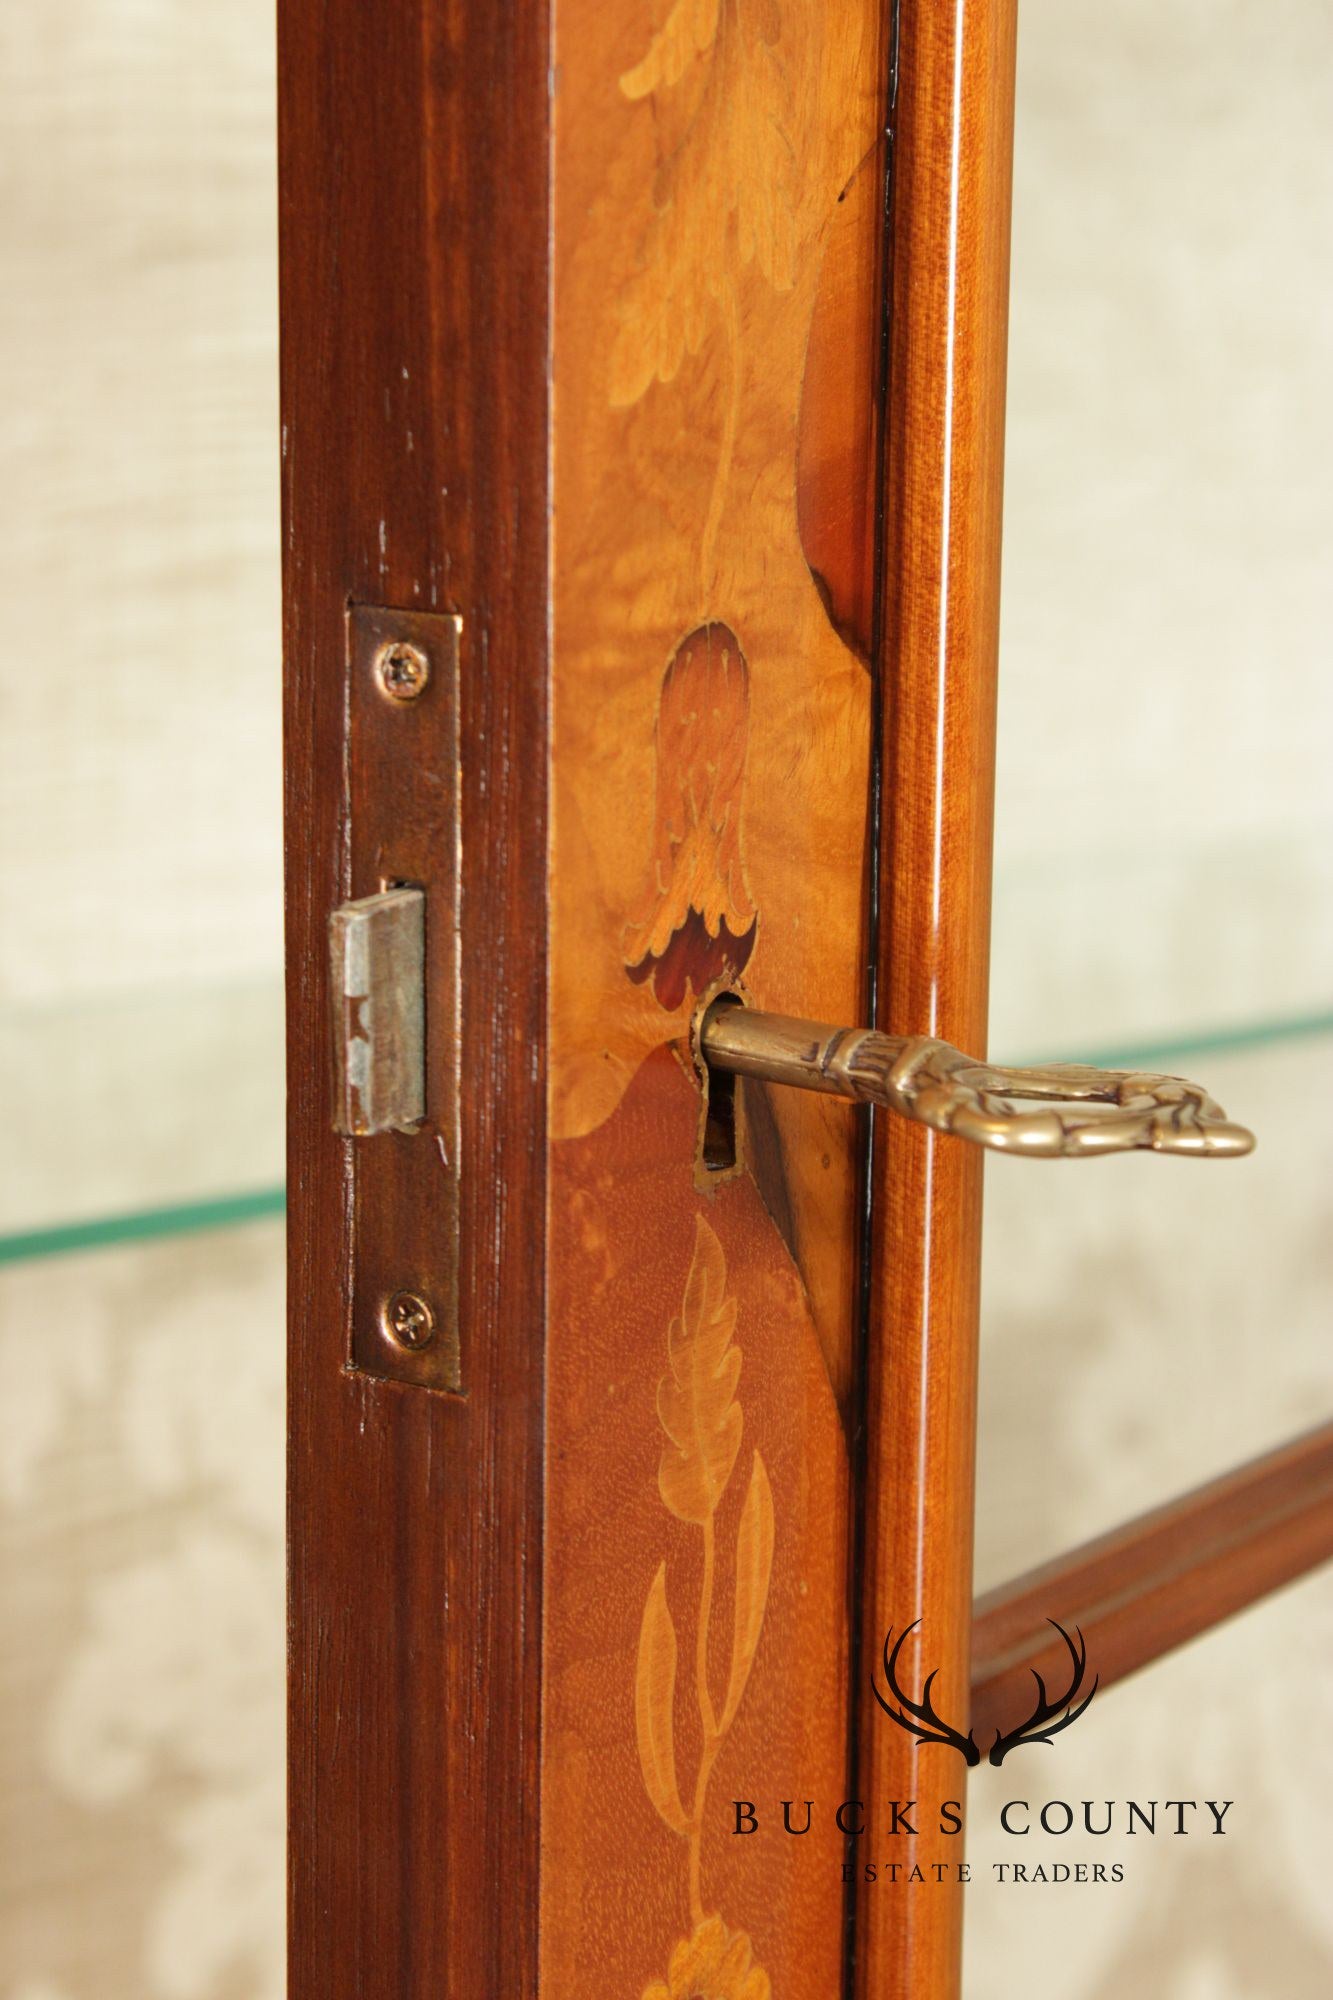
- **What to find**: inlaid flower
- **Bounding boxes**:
[624,623,757,1011]
[642,1914,772,2000]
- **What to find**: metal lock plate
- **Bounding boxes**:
[335,604,463,1394]
[330,887,426,1136]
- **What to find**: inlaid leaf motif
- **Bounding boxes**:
[721,1449,774,1732]
[657,1215,743,1523]
[611,0,798,408]
[620,0,721,100]
[635,1213,781,1936]
[635,1562,690,1835]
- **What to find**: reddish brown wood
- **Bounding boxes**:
[854,4,1018,1997]
[279,3,549,1996]
[970,1421,1333,1746]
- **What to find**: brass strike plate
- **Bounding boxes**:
[343,604,462,1394]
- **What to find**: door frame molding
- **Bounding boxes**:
[855,3,1018,1993]
[280,5,551,1994]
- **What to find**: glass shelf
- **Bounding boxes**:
[1,993,1328,1264]
[0,977,284,1258]
[977,1014,1333,1591]
[976,0,1333,1630]
[1016,1004,1333,1074]
[0,1188,285,1266]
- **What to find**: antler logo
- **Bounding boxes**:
[872,1619,1098,1767]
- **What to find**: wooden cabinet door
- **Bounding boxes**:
[280,2,1016,1996]
[541,4,889,1988]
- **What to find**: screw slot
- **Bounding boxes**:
[374,639,431,702]
[381,1289,436,1350]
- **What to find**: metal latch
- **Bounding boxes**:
[333,603,463,1396]
[330,886,426,1136]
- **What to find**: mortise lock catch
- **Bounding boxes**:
[332,602,462,1395]
[330,885,426,1136]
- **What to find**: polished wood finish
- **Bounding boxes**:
[280,4,550,1996]
[971,1422,1333,1746]
[281,6,1318,1997]
[542,7,888,1990]
[548,1,889,1422]
[854,4,1018,1997]
[284,0,892,1992]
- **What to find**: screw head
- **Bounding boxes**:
[374,639,431,702]
[382,1289,436,1350]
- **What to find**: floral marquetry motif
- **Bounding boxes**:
[635,1217,775,1938]
[543,0,885,1984]
[611,0,799,406]
[543,1052,850,1994]
[625,627,757,1013]
[642,1913,772,2000]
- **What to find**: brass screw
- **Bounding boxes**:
[382,1289,436,1350]
[374,639,431,702]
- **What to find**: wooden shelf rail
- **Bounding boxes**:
[971,1420,1333,1742]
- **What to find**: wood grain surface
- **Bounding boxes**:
[542,5,889,1992]
[853,4,1018,1997]
[283,0,895,1991]
[280,3,550,1996]
[971,1420,1333,1746]
[548,0,889,1419]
